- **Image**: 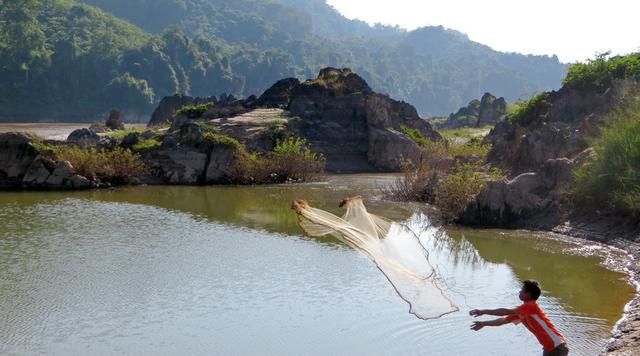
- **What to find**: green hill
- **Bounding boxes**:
[0,0,568,121]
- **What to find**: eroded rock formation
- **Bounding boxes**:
[439,92,506,129]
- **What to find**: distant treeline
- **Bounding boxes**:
[0,0,567,121]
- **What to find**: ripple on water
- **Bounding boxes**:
[0,198,632,356]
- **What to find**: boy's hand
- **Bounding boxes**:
[469,309,483,317]
[470,321,485,331]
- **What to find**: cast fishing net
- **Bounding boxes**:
[292,196,458,320]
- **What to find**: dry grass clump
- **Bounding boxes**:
[230,137,325,184]
[51,146,146,183]
[385,128,502,221]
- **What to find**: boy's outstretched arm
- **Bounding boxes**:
[470,317,512,331]
[469,308,516,317]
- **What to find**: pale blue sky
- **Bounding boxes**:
[326,0,639,63]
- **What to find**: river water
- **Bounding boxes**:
[0,175,635,356]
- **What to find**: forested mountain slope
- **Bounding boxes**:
[0,0,567,121]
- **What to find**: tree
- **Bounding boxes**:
[0,0,51,84]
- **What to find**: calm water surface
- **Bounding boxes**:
[0,175,635,355]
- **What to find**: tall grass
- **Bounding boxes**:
[106,127,146,139]
[231,137,325,184]
[506,92,551,125]
[175,102,214,118]
[50,146,147,183]
[386,126,502,221]
[573,102,640,217]
[435,163,501,221]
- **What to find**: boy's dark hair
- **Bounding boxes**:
[523,280,541,300]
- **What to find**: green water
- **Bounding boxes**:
[0,175,635,355]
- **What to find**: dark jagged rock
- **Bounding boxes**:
[0,133,41,188]
[257,78,300,108]
[460,79,640,229]
[0,132,94,190]
[439,92,506,129]
[148,94,217,126]
[487,80,638,176]
[67,128,100,146]
[106,109,125,130]
[288,67,440,172]
[147,67,440,173]
[441,99,480,129]
[142,148,209,185]
[477,93,507,127]
[120,132,141,149]
[459,157,575,229]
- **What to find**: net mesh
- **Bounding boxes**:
[292,196,459,320]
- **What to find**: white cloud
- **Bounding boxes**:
[326,0,640,62]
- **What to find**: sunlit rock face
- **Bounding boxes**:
[149,67,442,173]
[288,67,441,172]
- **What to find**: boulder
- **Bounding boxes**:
[120,132,141,149]
[88,123,111,133]
[487,79,639,176]
[459,158,574,228]
[142,149,208,184]
[477,93,507,127]
[367,128,422,171]
[0,132,41,188]
[45,160,75,186]
[205,146,237,183]
[438,92,506,129]
[67,128,100,147]
[22,157,54,186]
[69,174,91,189]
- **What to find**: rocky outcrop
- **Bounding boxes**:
[477,93,507,127]
[147,94,217,126]
[0,133,93,190]
[460,80,640,226]
[439,93,506,129]
[149,67,441,173]
[141,145,239,185]
[257,78,300,108]
[106,109,125,130]
[0,133,41,188]
[459,80,640,230]
[288,68,441,172]
[441,99,480,129]
[67,128,101,147]
[143,149,208,184]
[487,80,639,176]
[459,157,577,229]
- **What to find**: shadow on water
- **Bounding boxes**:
[0,175,413,241]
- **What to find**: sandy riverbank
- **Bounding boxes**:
[0,123,146,141]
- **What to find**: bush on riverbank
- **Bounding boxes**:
[50,146,147,184]
[435,162,502,221]
[385,128,501,221]
[506,92,551,125]
[231,137,325,184]
[563,52,640,90]
[175,103,215,119]
[573,102,640,217]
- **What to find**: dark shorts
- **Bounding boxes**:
[543,343,569,356]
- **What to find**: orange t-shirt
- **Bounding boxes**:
[505,301,567,351]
